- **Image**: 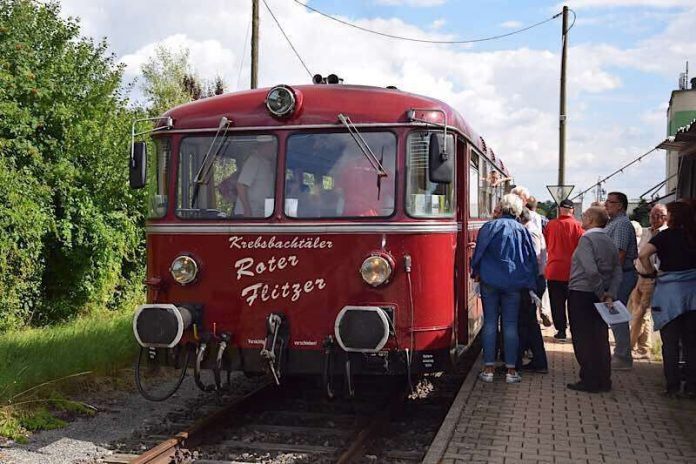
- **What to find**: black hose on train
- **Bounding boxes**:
[135,346,190,402]
[194,340,217,392]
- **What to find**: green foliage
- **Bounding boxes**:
[141,45,226,116]
[0,310,135,440]
[18,407,66,431]
[539,200,557,220]
[0,311,138,403]
[630,199,651,227]
[0,0,147,329]
[141,45,194,116]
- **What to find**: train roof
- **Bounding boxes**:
[161,83,509,174]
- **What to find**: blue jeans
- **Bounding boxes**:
[610,268,637,363]
[481,282,521,368]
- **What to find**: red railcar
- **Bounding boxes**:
[130,78,511,397]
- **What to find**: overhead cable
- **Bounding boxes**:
[263,0,313,78]
[236,19,251,89]
[292,0,562,44]
[571,147,660,201]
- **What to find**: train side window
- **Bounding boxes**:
[478,160,491,218]
[147,137,170,218]
[405,131,455,217]
[469,154,479,218]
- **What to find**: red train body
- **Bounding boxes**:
[131,80,511,395]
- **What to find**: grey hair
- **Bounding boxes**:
[498,193,524,217]
[511,186,530,199]
[518,208,531,224]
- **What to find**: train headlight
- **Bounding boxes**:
[266,85,296,118]
[170,255,198,285]
[360,254,393,287]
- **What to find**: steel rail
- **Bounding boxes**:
[335,385,409,464]
[128,381,276,464]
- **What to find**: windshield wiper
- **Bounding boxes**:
[337,113,388,178]
[191,116,231,208]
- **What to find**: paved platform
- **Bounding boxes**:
[424,326,696,464]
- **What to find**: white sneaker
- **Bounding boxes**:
[478,371,494,383]
[506,371,522,384]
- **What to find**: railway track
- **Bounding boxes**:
[106,343,479,464]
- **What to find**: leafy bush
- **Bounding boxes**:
[0,0,147,329]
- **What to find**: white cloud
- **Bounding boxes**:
[500,20,523,29]
[56,0,690,201]
[564,0,693,9]
[430,19,446,30]
[374,0,446,6]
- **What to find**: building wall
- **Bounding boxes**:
[667,90,696,193]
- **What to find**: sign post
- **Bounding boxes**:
[546,185,575,205]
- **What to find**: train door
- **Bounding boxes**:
[454,137,469,347]
[466,149,484,345]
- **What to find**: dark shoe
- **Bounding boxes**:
[520,362,548,374]
[540,312,553,328]
[662,389,680,398]
[611,358,633,371]
[553,331,567,340]
[567,382,602,393]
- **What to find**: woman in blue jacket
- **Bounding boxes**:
[471,194,538,384]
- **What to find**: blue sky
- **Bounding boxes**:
[58,0,696,204]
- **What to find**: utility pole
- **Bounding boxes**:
[251,0,259,89]
[558,5,568,185]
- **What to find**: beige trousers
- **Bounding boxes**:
[628,276,654,354]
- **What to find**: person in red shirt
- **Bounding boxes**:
[544,199,584,340]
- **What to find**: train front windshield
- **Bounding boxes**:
[284,132,396,218]
[171,132,397,220]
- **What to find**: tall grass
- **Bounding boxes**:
[0,311,138,404]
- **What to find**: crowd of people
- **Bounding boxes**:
[471,187,696,397]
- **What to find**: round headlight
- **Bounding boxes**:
[170,255,198,285]
[360,255,393,287]
[266,85,296,117]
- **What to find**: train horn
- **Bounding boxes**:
[312,74,324,84]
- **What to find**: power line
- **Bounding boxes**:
[236,19,251,90]
[570,146,660,201]
[292,0,562,45]
[262,0,313,79]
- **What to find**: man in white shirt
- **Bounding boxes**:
[629,204,667,359]
[235,141,276,217]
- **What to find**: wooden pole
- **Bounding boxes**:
[558,5,568,185]
[251,0,259,89]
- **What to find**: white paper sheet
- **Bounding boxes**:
[594,300,631,325]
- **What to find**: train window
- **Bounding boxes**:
[147,137,170,218]
[405,131,455,218]
[469,161,479,218]
[284,132,396,218]
[478,160,490,218]
[176,135,277,219]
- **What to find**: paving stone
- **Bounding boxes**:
[422,326,696,464]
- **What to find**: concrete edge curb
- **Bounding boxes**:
[421,350,482,464]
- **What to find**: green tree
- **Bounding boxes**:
[539,200,558,220]
[630,199,650,227]
[0,0,145,329]
[141,46,226,115]
[141,45,193,116]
